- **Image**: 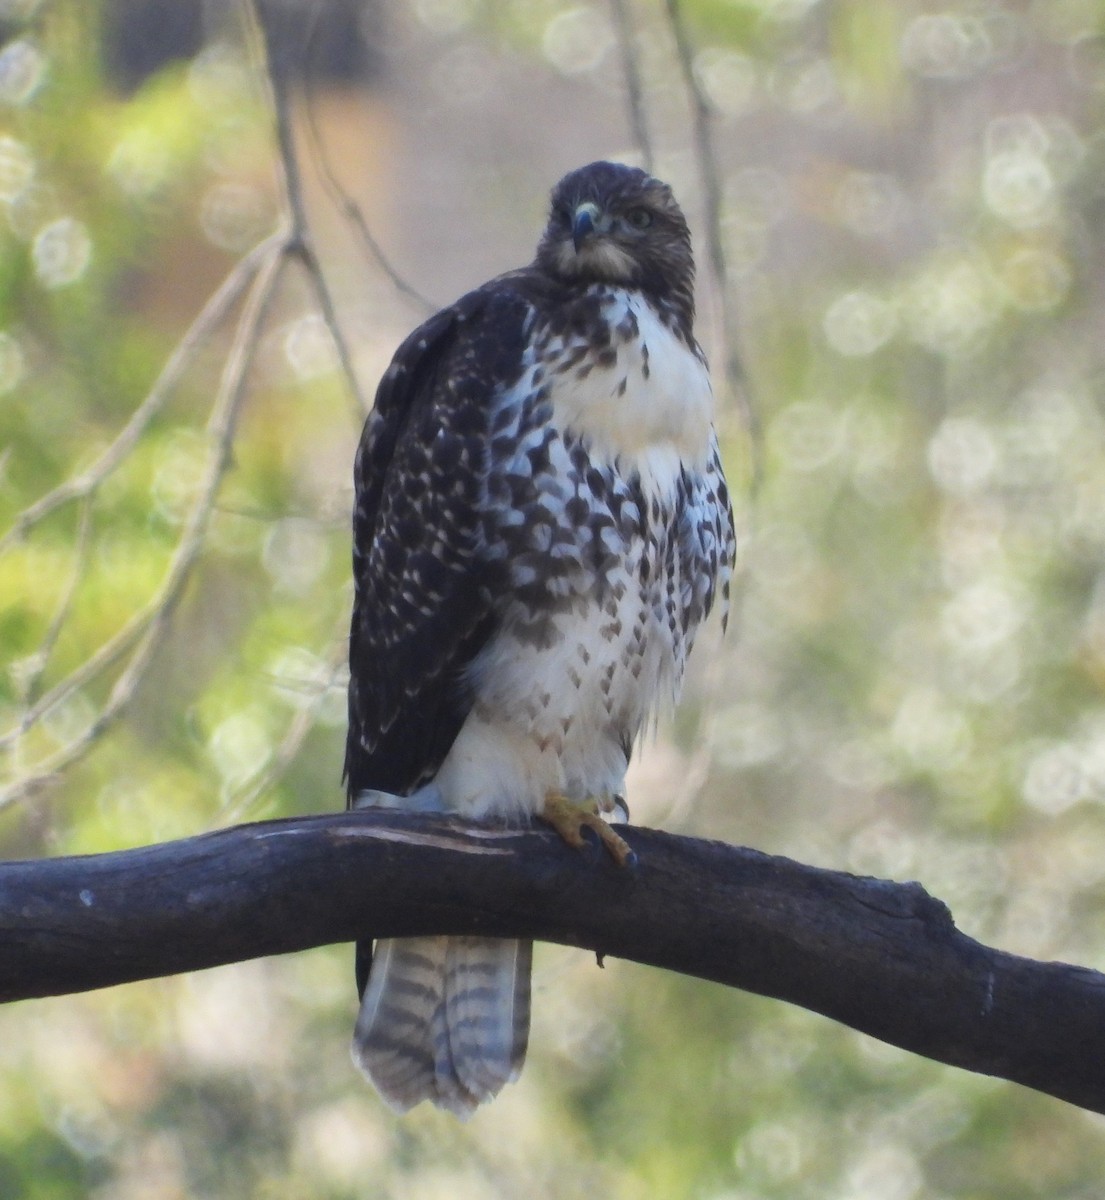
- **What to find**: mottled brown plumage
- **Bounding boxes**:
[346,161,735,1116]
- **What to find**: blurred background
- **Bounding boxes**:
[2,0,1105,1196]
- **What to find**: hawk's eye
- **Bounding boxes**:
[624,207,653,230]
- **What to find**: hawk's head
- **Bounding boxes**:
[535,161,696,317]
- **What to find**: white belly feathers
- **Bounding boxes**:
[433,286,718,820]
[544,290,713,498]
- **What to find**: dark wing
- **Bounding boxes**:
[344,284,533,802]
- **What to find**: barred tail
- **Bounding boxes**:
[352,935,532,1118]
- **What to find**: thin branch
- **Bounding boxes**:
[663,0,726,299]
[0,588,154,757]
[0,234,288,762]
[661,0,763,498]
[608,0,654,173]
[303,95,436,317]
[214,615,350,827]
[16,493,94,709]
[2,810,1104,1117]
[298,2,436,316]
[0,233,282,556]
[2,0,374,809]
[250,0,375,419]
[0,245,289,809]
[293,240,374,418]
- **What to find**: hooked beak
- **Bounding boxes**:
[572,201,602,252]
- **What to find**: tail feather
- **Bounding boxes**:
[444,937,532,1099]
[352,938,440,1106]
[352,935,532,1118]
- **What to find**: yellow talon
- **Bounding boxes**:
[539,791,635,867]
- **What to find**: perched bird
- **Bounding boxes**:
[344,160,736,1117]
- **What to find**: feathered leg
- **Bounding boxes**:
[353,935,532,1118]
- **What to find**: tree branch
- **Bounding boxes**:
[2,811,1103,1115]
[661,0,764,499]
[608,0,655,174]
[0,241,288,810]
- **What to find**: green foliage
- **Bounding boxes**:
[2,1,1105,1197]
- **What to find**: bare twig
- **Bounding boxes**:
[663,0,726,297]
[661,0,763,497]
[302,93,436,316]
[215,614,350,827]
[2,0,379,802]
[306,127,437,318]
[0,233,282,557]
[250,0,375,419]
[0,232,289,763]
[298,1,436,316]
[0,245,289,809]
[608,0,654,173]
[1,593,157,757]
[16,494,94,709]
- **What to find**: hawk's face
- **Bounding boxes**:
[535,162,695,312]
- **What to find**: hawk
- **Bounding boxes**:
[345,160,736,1117]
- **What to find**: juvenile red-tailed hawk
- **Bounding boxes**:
[345,160,735,1116]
